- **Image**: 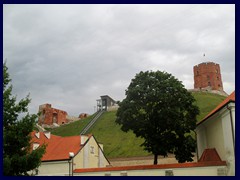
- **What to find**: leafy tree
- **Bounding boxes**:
[3,62,46,176]
[116,71,199,164]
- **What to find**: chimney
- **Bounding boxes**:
[44,131,51,139]
[35,132,40,139]
[69,152,75,158]
[81,135,88,145]
[33,143,40,150]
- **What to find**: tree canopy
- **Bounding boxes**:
[3,62,45,176]
[116,70,199,164]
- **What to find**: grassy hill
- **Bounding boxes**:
[49,113,96,136]
[49,92,226,158]
[85,111,151,158]
[192,92,226,121]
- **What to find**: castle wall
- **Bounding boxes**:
[194,62,223,91]
[38,104,68,126]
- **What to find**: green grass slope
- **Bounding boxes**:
[49,92,226,158]
[50,114,96,136]
[86,111,151,158]
[192,92,226,122]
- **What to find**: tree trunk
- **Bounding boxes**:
[154,154,158,165]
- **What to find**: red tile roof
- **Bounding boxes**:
[73,161,226,173]
[31,131,86,161]
[199,148,222,162]
[197,91,235,126]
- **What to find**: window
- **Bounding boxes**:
[165,170,174,176]
[52,114,57,123]
[217,168,226,176]
[208,82,211,86]
[120,171,128,176]
[41,110,46,122]
[90,146,95,154]
[104,172,111,176]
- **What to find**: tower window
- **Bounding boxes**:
[208,82,211,86]
[41,110,46,122]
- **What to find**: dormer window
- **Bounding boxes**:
[33,143,40,150]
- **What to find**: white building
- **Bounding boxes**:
[31,131,110,176]
[196,91,235,176]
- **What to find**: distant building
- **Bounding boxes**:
[96,95,118,111]
[38,104,68,126]
[38,103,80,127]
[31,131,110,176]
[193,62,223,91]
[79,113,89,119]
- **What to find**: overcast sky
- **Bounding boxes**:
[3,4,235,116]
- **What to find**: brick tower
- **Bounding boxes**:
[193,62,223,91]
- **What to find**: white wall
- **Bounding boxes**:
[221,103,235,176]
[85,136,109,168]
[74,165,227,176]
[205,114,225,159]
[196,112,225,160]
[196,125,207,158]
[37,161,70,176]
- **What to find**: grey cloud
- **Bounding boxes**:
[4,4,235,115]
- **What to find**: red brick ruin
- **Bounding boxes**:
[194,62,223,91]
[38,104,68,126]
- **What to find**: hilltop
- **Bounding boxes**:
[49,92,226,158]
